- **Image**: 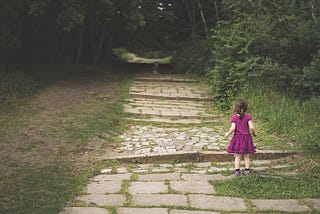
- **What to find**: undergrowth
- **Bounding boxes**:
[239,84,320,157]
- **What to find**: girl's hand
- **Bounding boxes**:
[225,130,229,137]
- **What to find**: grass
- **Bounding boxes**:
[113,48,172,64]
[210,174,320,199]
[40,78,131,151]
[0,65,132,213]
[0,164,90,214]
[239,84,320,156]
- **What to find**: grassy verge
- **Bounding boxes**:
[239,85,320,156]
[0,65,132,213]
[210,174,320,199]
[0,164,89,214]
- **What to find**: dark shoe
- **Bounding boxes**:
[235,171,242,176]
[243,170,251,176]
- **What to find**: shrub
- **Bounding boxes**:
[171,39,211,75]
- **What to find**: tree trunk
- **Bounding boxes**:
[32,16,37,64]
[59,31,67,63]
[88,9,96,61]
[197,0,209,39]
[183,0,197,40]
[309,0,318,24]
[93,21,107,65]
[76,25,85,65]
[213,0,220,26]
[105,22,113,65]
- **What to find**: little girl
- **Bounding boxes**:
[225,99,257,176]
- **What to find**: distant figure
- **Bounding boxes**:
[225,99,257,176]
[153,61,159,78]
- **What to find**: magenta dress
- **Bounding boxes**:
[227,114,256,154]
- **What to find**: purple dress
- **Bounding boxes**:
[227,114,256,154]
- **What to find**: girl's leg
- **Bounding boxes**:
[244,154,251,175]
[244,155,250,169]
[234,154,241,176]
[234,154,241,169]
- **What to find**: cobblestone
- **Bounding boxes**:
[60,74,318,214]
[118,126,228,155]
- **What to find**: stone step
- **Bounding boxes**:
[126,98,207,108]
[134,77,197,83]
[130,92,212,101]
[100,150,298,164]
[124,117,218,124]
[124,104,217,120]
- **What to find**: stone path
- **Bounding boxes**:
[60,73,319,213]
[60,161,319,213]
[117,74,227,157]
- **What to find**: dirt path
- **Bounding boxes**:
[1,74,121,173]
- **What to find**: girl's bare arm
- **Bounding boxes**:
[248,120,257,136]
[225,123,236,137]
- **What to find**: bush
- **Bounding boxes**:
[207,21,261,109]
[171,39,211,75]
[293,50,320,98]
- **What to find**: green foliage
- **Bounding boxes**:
[206,0,320,112]
[240,85,320,156]
[207,19,261,109]
[211,174,320,199]
[294,50,320,97]
[172,39,211,75]
[56,0,85,31]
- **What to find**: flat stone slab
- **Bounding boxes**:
[118,208,168,214]
[305,198,320,209]
[251,199,311,212]
[181,174,229,181]
[138,173,181,181]
[75,194,125,206]
[189,195,247,211]
[60,207,109,214]
[129,182,168,194]
[93,173,132,182]
[170,210,220,214]
[170,181,215,194]
[132,194,188,206]
[87,181,122,194]
[125,117,203,124]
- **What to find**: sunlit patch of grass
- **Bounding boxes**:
[129,56,172,64]
[113,48,171,64]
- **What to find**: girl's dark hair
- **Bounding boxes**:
[234,99,248,119]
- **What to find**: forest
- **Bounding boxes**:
[0,0,319,212]
[2,0,319,152]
